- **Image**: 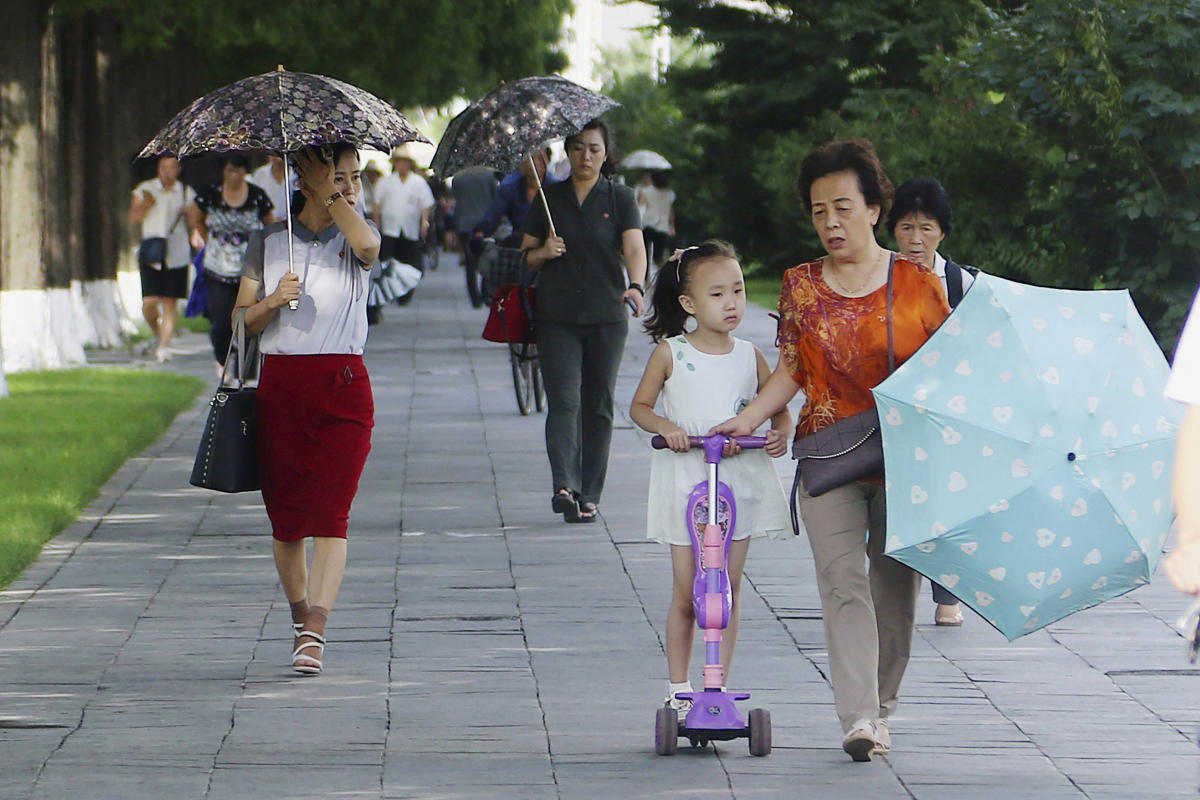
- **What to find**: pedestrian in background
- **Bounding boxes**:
[130,155,194,362]
[635,170,675,267]
[887,177,976,626]
[521,119,647,523]
[472,148,555,249]
[373,144,433,305]
[451,165,497,307]
[250,155,290,216]
[188,153,275,370]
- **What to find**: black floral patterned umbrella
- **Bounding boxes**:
[431,76,619,236]
[431,76,618,177]
[139,68,428,308]
[138,67,429,158]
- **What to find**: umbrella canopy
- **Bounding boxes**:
[138,68,428,159]
[874,273,1183,640]
[622,149,672,170]
[429,75,619,178]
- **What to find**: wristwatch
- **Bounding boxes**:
[628,282,644,294]
[324,191,343,207]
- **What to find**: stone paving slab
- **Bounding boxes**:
[1,254,1198,799]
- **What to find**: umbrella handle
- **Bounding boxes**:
[283,154,298,310]
[527,154,556,239]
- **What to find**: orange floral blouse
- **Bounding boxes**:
[778,255,950,438]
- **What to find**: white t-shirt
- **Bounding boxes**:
[133,178,194,268]
[249,164,291,216]
[374,172,434,240]
[636,185,675,232]
[1166,287,1200,404]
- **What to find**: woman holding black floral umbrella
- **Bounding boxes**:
[521,119,647,523]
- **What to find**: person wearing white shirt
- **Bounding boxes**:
[129,155,194,361]
[373,147,433,264]
[1163,289,1200,593]
[250,156,291,217]
[887,177,978,626]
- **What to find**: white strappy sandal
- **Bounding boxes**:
[291,631,325,675]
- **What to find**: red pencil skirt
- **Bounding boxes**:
[256,354,374,542]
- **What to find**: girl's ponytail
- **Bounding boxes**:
[642,240,739,342]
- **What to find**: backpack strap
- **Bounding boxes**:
[945,259,964,308]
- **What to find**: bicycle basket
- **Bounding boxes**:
[484,244,533,287]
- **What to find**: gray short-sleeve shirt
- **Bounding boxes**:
[522,178,640,324]
[243,219,377,355]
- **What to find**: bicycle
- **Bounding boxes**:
[481,240,546,415]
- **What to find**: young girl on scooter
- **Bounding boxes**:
[630,241,794,716]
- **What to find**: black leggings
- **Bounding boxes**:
[205,276,240,365]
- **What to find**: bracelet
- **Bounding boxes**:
[628,282,644,294]
[324,191,343,207]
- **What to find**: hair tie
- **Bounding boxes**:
[668,245,700,283]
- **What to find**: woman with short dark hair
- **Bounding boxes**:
[713,138,950,761]
[887,177,976,626]
[520,119,648,523]
[189,153,275,368]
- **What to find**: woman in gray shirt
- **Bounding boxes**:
[235,143,380,676]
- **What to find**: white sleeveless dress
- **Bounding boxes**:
[646,335,791,545]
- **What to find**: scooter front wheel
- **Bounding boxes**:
[654,706,678,756]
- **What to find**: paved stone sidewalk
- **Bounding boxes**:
[1,255,1198,799]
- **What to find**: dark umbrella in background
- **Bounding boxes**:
[140,66,429,307]
[430,76,620,236]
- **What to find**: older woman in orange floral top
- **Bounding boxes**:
[712,139,949,762]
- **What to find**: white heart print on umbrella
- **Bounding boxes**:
[873,272,1181,639]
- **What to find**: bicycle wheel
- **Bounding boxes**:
[531,350,546,412]
[510,344,534,415]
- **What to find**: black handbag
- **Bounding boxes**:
[788,254,896,532]
[137,237,167,267]
[189,310,260,493]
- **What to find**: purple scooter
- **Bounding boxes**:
[651,433,772,757]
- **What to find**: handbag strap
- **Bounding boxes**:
[166,183,187,235]
[218,308,251,388]
[886,251,895,372]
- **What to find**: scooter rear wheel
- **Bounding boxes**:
[748,708,771,756]
[654,706,678,756]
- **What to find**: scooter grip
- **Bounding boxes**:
[650,434,768,450]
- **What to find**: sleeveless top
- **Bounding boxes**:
[646,335,791,545]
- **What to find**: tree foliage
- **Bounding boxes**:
[614,0,1198,349]
[48,0,571,109]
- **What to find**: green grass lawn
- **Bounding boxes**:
[0,368,203,588]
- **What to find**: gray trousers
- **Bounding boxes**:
[797,477,922,732]
[536,320,627,505]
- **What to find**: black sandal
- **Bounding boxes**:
[552,488,578,516]
[567,501,598,524]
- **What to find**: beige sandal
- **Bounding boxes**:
[292,631,325,675]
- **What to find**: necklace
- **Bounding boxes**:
[827,248,886,296]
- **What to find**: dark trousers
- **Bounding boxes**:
[205,276,240,365]
[536,320,627,505]
[643,228,669,266]
[457,232,483,307]
[932,581,960,605]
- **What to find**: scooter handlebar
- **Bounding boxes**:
[650,434,768,450]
